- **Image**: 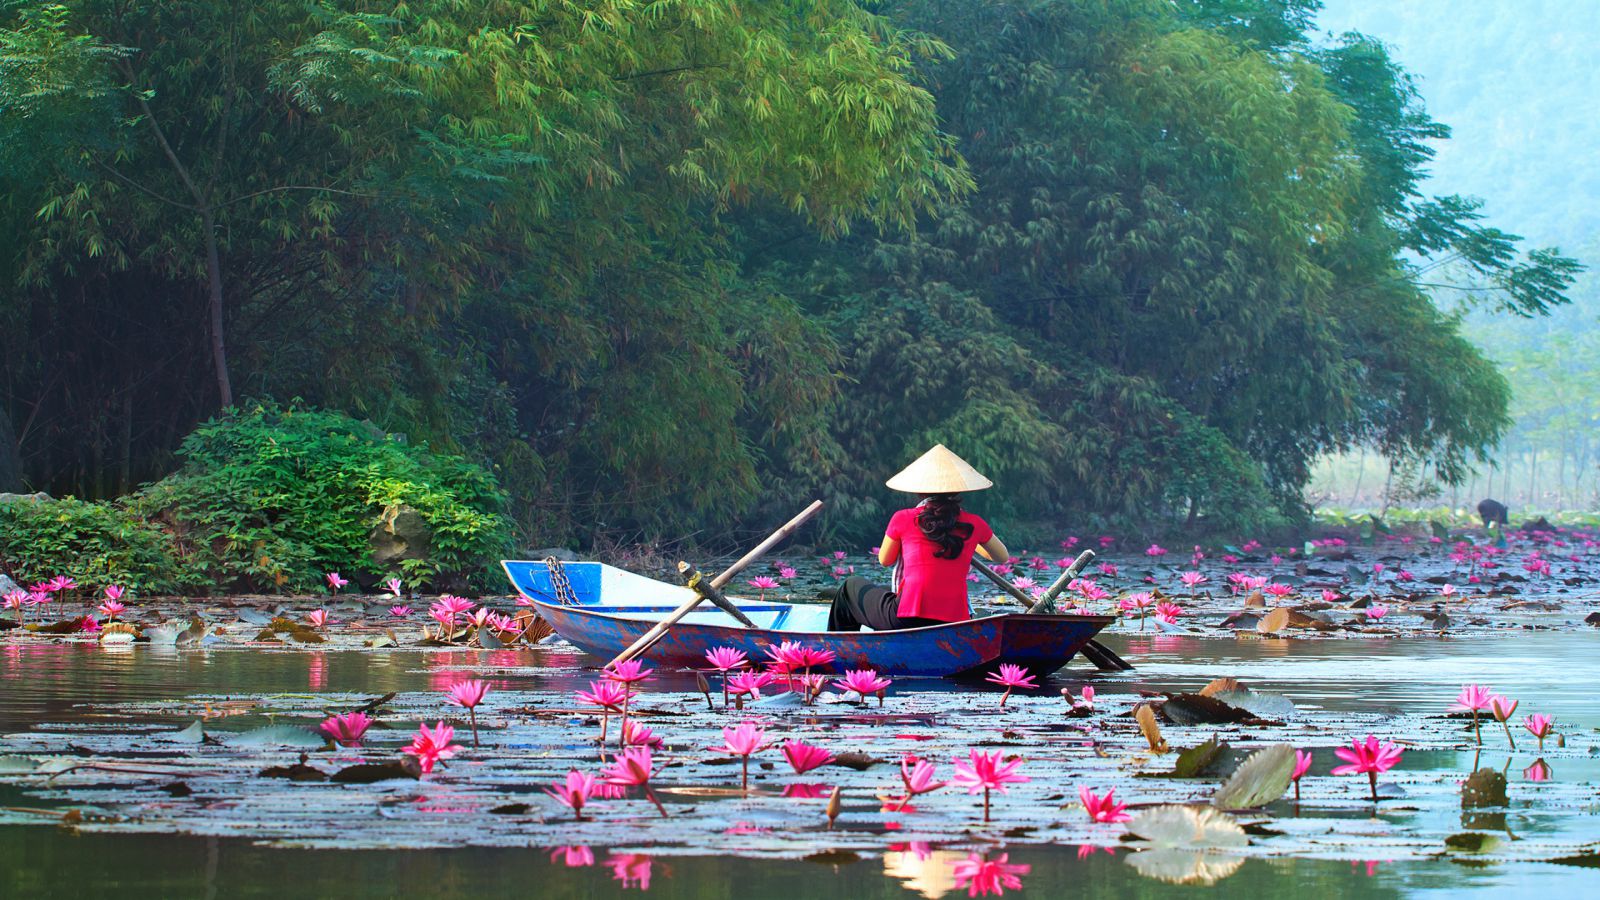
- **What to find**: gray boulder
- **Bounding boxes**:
[0,574,18,595]
[370,504,432,566]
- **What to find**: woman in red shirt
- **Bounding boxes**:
[827,444,1009,631]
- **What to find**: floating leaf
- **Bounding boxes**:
[1211,689,1295,719]
[260,760,328,781]
[1126,804,1248,850]
[0,755,40,773]
[164,720,206,744]
[476,627,504,650]
[1171,737,1227,778]
[332,762,417,783]
[1135,704,1169,753]
[1212,745,1295,810]
[1160,694,1249,726]
[1198,678,1240,698]
[144,624,183,645]
[229,724,327,748]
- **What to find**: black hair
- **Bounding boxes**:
[917,493,974,559]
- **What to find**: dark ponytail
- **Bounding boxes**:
[917,493,975,559]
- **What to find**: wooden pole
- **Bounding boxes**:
[605,500,824,669]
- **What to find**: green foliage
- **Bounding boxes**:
[129,403,510,592]
[0,496,197,594]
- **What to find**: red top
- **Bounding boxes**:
[886,507,993,622]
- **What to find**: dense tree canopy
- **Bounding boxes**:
[0,0,1582,551]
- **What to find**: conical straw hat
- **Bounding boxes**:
[885,444,993,493]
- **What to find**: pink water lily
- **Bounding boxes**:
[1179,571,1207,588]
[726,670,775,700]
[602,746,668,817]
[3,591,27,623]
[621,720,663,749]
[953,852,1030,895]
[833,668,893,705]
[46,575,77,594]
[98,598,126,620]
[1097,562,1119,578]
[1145,544,1167,557]
[1450,684,1494,744]
[1331,735,1404,802]
[1364,604,1389,621]
[545,770,598,820]
[1440,584,1457,598]
[985,664,1037,708]
[576,679,633,744]
[78,615,101,633]
[1524,713,1554,750]
[307,609,330,630]
[714,722,772,794]
[603,660,653,744]
[1292,749,1313,800]
[951,749,1030,822]
[388,605,412,618]
[782,740,834,775]
[705,646,748,671]
[319,711,373,747]
[402,721,462,775]
[1263,583,1294,598]
[1079,786,1132,823]
[382,577,403,597]
[1487,694,1520,748]
[1153,601,1183,623]
[747,576,780,600]
[445,679,490,746]
[885,755,946,811]
[103,585,124,602]
[325,572,348,592]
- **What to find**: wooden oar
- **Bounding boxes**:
[970,555,1133,671]
[605,500,824,669]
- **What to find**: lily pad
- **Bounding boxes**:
[0,755,40,773]
[1211,745,1295,810]
[229,724,328,748]
[1446,832,1502,854]
[1126,804,1248,850]
[164,720,206,744]
[1171,737,1227,778]
[1210,689,1296,719]
[144,624,183,645]
[332,762,418,784]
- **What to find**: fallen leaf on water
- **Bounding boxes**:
[1211,745,1295,810]
[1135,704,1169,753]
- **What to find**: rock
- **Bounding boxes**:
[370,504,432,566]
[0,491,51,504]
[0,574,18,595]
[530,547,580,561]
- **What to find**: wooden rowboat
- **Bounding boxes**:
[502,560,1115,678]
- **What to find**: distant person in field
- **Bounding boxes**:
[826,444,1009,631]
[1478,498,1508,529]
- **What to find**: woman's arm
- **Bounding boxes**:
[878,536,900,566]
[975,534,1008,562]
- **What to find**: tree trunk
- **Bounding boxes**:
[202,207,234,408]
[0,406,21,492]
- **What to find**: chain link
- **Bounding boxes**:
[544,556,579,606]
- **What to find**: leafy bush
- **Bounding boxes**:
[0,496,199,594]
[129,402,511,592]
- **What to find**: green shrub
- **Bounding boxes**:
[0,496,199,594]
[129,402,511,592]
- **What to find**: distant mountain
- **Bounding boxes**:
[1317,0,1599,259]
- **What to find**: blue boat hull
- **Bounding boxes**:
[528,598,1114,678]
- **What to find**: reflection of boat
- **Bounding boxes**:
[502,560,1114,678]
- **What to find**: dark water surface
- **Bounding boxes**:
[4,633,1600,896]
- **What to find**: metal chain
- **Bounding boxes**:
[544,556,579,606]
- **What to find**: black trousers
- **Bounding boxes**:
[827,576,943,631]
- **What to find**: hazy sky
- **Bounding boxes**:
[1316,1,1598,256]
